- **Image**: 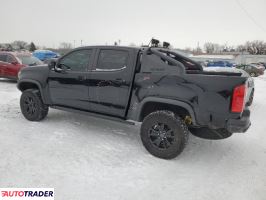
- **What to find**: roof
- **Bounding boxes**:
[75,45,142,51]
[0,51,32,57]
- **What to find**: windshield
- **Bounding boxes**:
[17,55,43,66]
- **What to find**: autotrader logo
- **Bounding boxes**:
[0,188,54,200]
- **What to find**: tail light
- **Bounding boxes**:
[231,84,246,113]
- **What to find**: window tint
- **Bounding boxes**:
[97,50,128,70]
[7,55,16,63]
[0,54,8,62]
[60,49,92,71]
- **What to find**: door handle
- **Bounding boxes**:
[115,78,126,84]
[77,75,86,81]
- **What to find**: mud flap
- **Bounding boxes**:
[189,127,233,140]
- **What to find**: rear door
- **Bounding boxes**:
[88,48,136,117]
[48,48,95,110]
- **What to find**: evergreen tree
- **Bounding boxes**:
[29,42,37,52]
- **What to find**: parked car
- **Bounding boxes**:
[204,67,254,106]
[0,52,26,80]
[16,53,44,66]
[251,63,266,71]
[0,52,43,80]
[17,45,251,159]
[258,62,266,69]
[236,64,264,77]
[33,50,60,61]
[207,61,234,67]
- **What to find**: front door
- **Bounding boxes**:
[88,48,135,117]
[48,49,94,110]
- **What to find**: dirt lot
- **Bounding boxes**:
[0,76,266,200]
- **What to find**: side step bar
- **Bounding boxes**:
[50,105,135,125]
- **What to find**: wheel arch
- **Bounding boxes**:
[17,79,45,101]
[135,97,197,124]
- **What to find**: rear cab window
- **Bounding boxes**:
[95,49,129,71]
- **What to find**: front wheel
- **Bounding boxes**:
[20,89,49,121]
[140,110,189,159]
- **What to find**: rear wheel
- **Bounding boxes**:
[140,110,189,159]
[20,89,49,121]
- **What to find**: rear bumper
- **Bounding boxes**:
[226,109,251,133]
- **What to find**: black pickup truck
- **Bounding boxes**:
[17,44,251,159]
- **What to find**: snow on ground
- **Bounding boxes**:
[0,76,266,200]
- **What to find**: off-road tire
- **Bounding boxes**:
[140,110,189,159]
[20,89,49,121]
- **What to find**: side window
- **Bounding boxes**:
[0,54,8,62]
[7,55,16,63]
[59,49,92,71]
[96,50,128,71]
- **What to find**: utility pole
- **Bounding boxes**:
[81,40,83,47]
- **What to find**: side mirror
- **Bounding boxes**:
[11,61,19,65]
[48,60,57,70]
[54,63,70,73]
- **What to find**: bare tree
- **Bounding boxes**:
[238,40,266,55]
[204,42,223,54]
[12,41,28,50]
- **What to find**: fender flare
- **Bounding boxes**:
[135,97,197,124]
[17,79,45,101]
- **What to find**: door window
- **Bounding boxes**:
[0,54,8,62]
[59,49,92,71]
[7,55,16,63]
[96,50,128,71]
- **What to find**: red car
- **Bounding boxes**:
[0,52,43,80]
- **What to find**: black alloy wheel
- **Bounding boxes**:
[149,123,175,149]
[20,89,49,121]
